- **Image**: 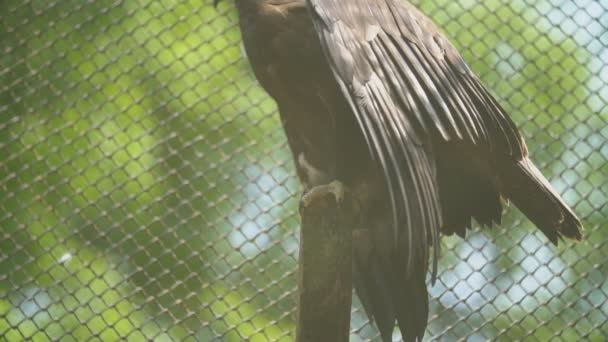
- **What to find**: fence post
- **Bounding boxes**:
[295,188,356,342]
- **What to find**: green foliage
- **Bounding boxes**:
[1,0,606,340]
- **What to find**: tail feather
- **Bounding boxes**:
[352,157,582,342]
[353,228,429,342]
[353,229,396,342]
[394,271,428,342]
[500,158,583,243]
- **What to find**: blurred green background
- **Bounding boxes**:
[0,0,606,341]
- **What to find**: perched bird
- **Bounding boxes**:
[217,0,583,340]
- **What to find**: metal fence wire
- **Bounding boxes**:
[1,0,607,341]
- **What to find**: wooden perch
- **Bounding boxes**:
[296,186,357,342]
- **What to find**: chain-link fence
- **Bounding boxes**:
[1,0,607,340]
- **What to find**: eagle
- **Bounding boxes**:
[216,0,583,340]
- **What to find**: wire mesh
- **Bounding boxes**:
[1,0,606,341]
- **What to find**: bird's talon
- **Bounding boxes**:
[328,180,345,204]
[301,180,345,208]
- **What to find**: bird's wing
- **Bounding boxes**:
[306,0,527,279]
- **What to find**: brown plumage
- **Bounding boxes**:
[226,0,583,340]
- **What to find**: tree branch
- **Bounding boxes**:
[296,188,356,342]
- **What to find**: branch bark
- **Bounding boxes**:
[296,189,356,342]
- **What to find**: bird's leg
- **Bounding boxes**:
[297,152,345,208]
[301,180,346,208]
[297,152,330,189]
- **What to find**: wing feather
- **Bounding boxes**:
[306,0,527,280]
